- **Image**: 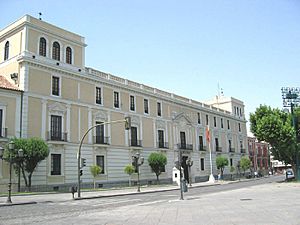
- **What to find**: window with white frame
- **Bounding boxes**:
[158,129,165,148]
[52,41,60,61]
[157,102,162,117]
[50,115,63,141]
[197,112,201,124]
[144,99,149,114]
[200,158,205,171]
[130,95,135,111]
[52,76,60,96]
[96,87,102,105]
[0,108,4,137]
[96,155,105,174]
[4,41,9,61]
[39,37,47,57]
[113,91,120,108]
[66,46,72,64]
[51,154,61,175]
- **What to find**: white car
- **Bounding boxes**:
[286,169,295,180]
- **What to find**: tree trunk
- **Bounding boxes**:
[28,173,32,191]
[128,176,131,187]
[156,174,159,184]
[93,179,96,189]
[21,166,28,188]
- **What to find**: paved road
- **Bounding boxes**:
[1,176,297,225]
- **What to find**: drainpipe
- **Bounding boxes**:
[20,91,23,138]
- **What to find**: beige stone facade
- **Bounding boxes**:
[0,15,248,191]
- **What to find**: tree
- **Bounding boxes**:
[90,165,102,189]
[250,105,299,177]
[216,156,228,179]
[4,137,49,191]
[230,166,235,180]
[240,157,251,175]
[148,152,167,183]
[124,164,135,186]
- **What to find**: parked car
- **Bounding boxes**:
[286,169,295,181]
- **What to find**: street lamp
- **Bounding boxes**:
[132,152,144,192]
[186,158,193,186]
[17,149,24,192]
[237,161,241,181]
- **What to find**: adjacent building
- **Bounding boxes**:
[248,137,270,174]
[0,15,248,191]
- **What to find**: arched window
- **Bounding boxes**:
[52,41,60,61]
[66,47,72,64]
[4,41,9,60]
[39,37,47,57]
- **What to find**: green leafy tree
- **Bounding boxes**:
[250,105,299,177]
[90,165,102,189]
[240,157,251,175]
[124,164,135,186]
[4,137,49,191]
[148,152,167,183]
[230,166,235,180]
[216,156,228,178]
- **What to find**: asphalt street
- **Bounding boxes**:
[1,176,298,225]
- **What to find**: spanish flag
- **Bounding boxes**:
[206,126,210,143]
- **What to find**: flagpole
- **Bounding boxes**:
[206,125,215,183]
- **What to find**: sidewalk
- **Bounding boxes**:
[0,180,223,207]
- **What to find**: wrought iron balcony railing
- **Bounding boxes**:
[47,131,68,142]
[0,128,7,138]
[157,142,169,149]
[130,139,143,147]
[216,147,222,152]
[93,136,110,145]
[199,145,206,151]
[240,148,246,154]
[177,143,193,150]
[229,147,235,153]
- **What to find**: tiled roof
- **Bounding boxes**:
[0,75,20,91]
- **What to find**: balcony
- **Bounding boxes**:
[47,131,68,142]
[93,136,110,145]
[157,142,169,149]
[216,147,222,152]
[199,145,206,151]
[229,147,235,153]
[0,128,7,138]
[240,148,246,154]
[130,139,143,147]
[177,143,193,150]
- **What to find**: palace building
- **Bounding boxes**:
[0,15,248,191]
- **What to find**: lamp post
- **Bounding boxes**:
[186,158,193,186]
[132,152,144,192]
[17,149,24,192]
[237,161,241,181]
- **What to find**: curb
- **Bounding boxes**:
[0,201,37,207]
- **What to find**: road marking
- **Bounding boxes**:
[137,200,165,206]
[92,199,141,207]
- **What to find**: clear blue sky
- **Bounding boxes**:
[1,0,300,130]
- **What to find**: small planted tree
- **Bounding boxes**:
[148,152,167,183]
[124,164,135,186]
[216,156,229,179]
[5,137,49,191]
[240,157,251,176]
[230,166,235,180]
[90,165,102,189]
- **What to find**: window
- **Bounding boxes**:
[240,141,243,151]
[50,115,62,140]
[96,155,105,174]
[4,41,9,60]
[215,138,219,151]
[238,123,241,132]
[158,130,164,148]
[221,118,223,129]
[229,140,232,152]
[66,47,72,64]
[180,131,186,148]
[39,37,46,56]
[157,102,161,116]
[130,95,135,111]
[52,76,60,96]
[214,116,217,127]
[206,115,209,125]
[230,158,233,167]
[96,87,102,104]
[95,122,105,144]
[240,108,242,117]
[130,126,139,146]
[52,41,60,61]
[51,154,61,175]
[197,113,201,124]
[200,158,205,171]
[234,106,237,115]
[227,120,230,130]
[144,99,149,114]
[113,91,120,108]
[199,135,204,150]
